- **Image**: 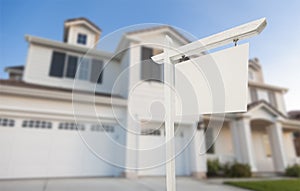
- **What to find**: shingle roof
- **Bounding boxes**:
[4,65,24,71]
[64,17,102,32]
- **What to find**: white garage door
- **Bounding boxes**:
[0,117,123,179]
[138,122,190,176]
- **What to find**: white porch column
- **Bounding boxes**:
[267,122,287,172]
[231,118,257,172]
[123,116,139,178]
[190,122,207,179]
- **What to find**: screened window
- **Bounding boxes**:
[49,51,66,77]
[77,33,87,45]
[141,47,163,82]
[78,58,90,80]
[66,55,78,78]
[90,59,104,84]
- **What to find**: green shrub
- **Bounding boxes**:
[285,164,300,177]
[207,159,221,177]
[224,162,251,178]
[207,160,252,178]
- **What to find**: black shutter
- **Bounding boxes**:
[49,51,66,77]
[90,59,104,84]
[66,56,78,78]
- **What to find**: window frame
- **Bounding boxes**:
[49,50,104,84]
[77,33,87,45]
[268,91,278,108]
[140,46,164,82]
[78,57,91,80]
[49,51,66,78]
[250,87,258,102]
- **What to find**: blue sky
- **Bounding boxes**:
[1,0,299,111]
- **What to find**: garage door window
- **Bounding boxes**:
[0,118,15,127]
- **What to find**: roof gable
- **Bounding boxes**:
[247,100,286,119]
[115,25,191,53]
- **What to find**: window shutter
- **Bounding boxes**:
[49,51,66,77]
[90,59,104,84]
[66,56,78,78]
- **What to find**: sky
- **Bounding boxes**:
[0,0,299,111]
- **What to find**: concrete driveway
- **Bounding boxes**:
[0,177,249,191]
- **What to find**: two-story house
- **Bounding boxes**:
[1,17,299,179]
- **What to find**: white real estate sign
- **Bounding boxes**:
[175,43,249,115]
[153,17,266,191]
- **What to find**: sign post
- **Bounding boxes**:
[153,18,267,191]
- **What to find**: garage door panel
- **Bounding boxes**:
[0,121,122,178]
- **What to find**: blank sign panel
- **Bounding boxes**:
[175,43,249,115]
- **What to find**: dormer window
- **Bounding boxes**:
[77,33,87,45]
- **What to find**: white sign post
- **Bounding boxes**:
[152,18,267,191]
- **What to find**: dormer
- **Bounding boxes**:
[63,18,101,48]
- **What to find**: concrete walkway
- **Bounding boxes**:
[0,177,250,191]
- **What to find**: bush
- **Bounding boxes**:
[207,160,252,178]
[207,159,221,177]
[224,162,251,178]
[285,164,300,177]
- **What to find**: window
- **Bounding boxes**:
[77,33,87,45]
[141,129,161,136]
[0,118,15,127]
[204,127,215,154]
[141,46,163,82]
[268,91,277,108]
[91,124,114,133]
[250,87,258,102]
[248,70,255,80]
[90,59,104,84]
[49,51,104,83]
[58,122,85,131]
[66,55,78,78]
[263,134,272,157]
[22,120,52,129]
[49,51,66,77]
[78,58,90,80]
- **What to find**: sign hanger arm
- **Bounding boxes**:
[152,18,267,63]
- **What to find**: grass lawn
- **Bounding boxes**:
[225,179,300,191]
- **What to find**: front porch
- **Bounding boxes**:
[204,101,300,175]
